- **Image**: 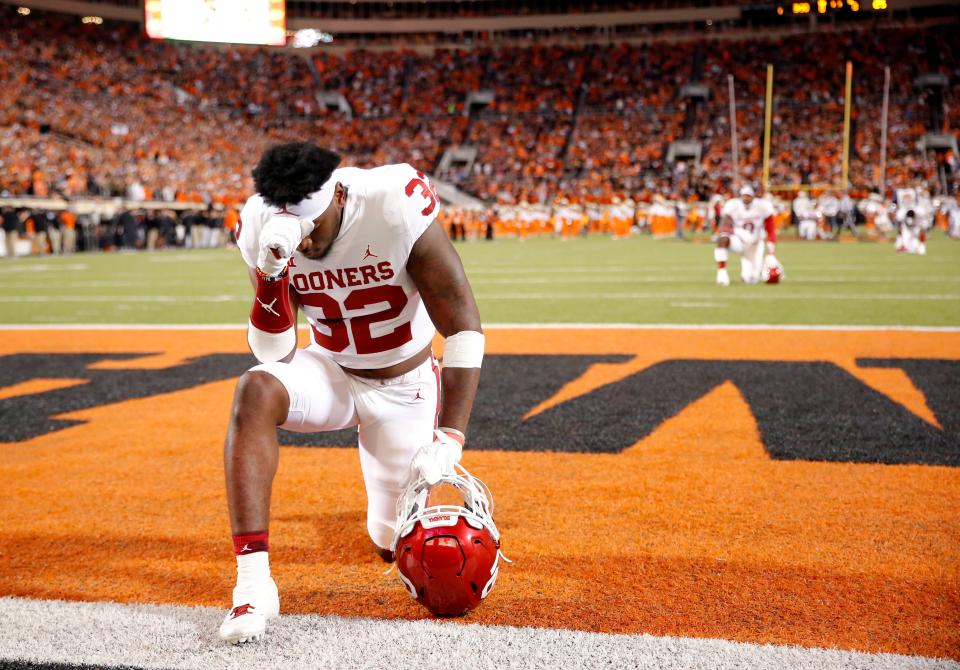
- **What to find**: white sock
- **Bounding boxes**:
[714,247,728,264]
[236,552,271,590]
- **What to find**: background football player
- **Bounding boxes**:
[947,192,960,239]
[895,187,932,254]
[896,209,927,254]
[713,185,780,286]
[219,142,484,644]
[793,191,819,241]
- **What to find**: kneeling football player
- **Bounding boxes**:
[219,142,484,644]
[714,185,781,285]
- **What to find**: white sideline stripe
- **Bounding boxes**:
[472,292,960,301]
[1,323,960,332]
[2,292,959,303]
[0,270,960,289]
[0,295,245,303]
[483,323,960,331]
[0,597,955,670]
[6,276,959,289]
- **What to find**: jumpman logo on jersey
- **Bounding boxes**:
[362,244,378,261]
[412,389,425,402]
[257,297,279,317]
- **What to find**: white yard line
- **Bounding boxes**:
[1,276,959,289]
[472,292,960,301]
[1,292,958,303]
[0,295,245,302]
[1,324,959,332]
[0,596,954,670]
[0,263,89,273]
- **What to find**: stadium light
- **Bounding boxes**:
[82,16,104,25]
[292,29,333,48]
[17,6,30,15]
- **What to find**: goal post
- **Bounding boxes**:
[761,61,853,193]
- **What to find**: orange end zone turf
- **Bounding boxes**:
[0,328,957,659]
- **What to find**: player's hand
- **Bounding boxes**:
[406,430,464,487]
[257,213,314,276]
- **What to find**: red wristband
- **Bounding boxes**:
[250,270,294,334]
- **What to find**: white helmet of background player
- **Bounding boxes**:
[739,185,755,203]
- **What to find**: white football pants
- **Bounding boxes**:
[726,233,765,284]
[898,225,924,254]
[251,348,439,549]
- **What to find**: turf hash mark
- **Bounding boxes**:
[0,328,957,659]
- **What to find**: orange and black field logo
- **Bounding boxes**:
[1,328,958,659]
[3,329,957,465]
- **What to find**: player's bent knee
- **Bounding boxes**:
[717,235,730,248]
[232,370,290,426]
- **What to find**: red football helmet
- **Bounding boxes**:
[761,254,784,284]
[390,465,505,617]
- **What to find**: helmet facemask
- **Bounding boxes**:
[390,465,506,616]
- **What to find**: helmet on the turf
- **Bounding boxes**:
[390,464,505,617]
[761,256,784,284]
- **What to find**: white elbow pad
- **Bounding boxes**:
[247,320,296,364]
[443,330,484,368]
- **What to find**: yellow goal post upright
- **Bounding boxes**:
[761,61,853,193]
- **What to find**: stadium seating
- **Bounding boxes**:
[0,6,957,210]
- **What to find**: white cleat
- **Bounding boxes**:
[716,268,730,286]
[219,579,279,645]
[918,243,927,255]
[220,604,267,644]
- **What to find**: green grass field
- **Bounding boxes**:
[1,234,958,326]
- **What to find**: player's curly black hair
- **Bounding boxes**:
[252,142,341,208]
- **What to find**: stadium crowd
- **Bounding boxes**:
[1,6,957,237]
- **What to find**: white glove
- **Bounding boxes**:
[406,430,463,486]
[257,213,314,276]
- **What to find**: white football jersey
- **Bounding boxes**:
[238,164,439,370]
[721,197,775,246]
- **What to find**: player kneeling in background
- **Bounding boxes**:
[219,142,485,644]
[714,185,782,286]
[794,191,819,241]
[895,209,927,255]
